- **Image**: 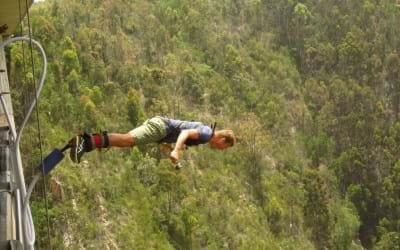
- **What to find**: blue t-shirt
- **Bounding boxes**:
[159,118,213,146]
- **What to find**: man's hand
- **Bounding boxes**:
[160,143,173,156]
[170,150,179,165]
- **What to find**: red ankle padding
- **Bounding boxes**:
[93,134,103,148]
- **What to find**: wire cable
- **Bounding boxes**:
[24,0,53,248]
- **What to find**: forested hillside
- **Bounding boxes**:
[7,0,400,249]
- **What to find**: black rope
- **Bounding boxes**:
[24,0,53,248]
[211,122,217,136]
[18,0,35,179]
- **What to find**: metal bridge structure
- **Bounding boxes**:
[0,1,40,249]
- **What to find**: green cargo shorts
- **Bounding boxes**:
[130,116,168,145]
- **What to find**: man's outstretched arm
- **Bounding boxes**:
[170,129,199,164]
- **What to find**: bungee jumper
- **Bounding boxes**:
[67,116,235,166]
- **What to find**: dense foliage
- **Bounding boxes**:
[7,0,400,249]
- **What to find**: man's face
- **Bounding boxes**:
[210,137,230,150]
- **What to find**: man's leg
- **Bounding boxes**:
[69,131,137,163]
[69,117,167,163]
[106,117,167,148]
[108,132,136,147]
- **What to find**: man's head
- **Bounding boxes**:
[209,130,235,150]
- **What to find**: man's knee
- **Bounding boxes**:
[126,131,136,146]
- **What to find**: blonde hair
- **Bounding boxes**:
[215,130,235,146]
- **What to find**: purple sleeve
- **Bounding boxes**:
[197,126,213,143]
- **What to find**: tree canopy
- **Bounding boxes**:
[7,0,400,249]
